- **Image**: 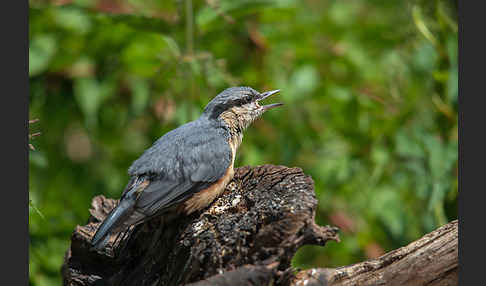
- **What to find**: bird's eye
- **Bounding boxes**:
[239,96,252,106]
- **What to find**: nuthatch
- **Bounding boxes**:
[91,86,282,250]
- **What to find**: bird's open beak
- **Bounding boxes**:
[258,89,283,110]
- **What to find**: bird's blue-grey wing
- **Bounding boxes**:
[127,126,232,217]
[92,122,232,249]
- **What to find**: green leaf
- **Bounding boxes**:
[121,33,173,77]
[29,199,45,220]
[30,6,174,35]
[282,65,318,102]
[413,42,437,73]
[371,188,405,238]
[162,36,181,58]
[29,35,57,77]
[197,0,282,31]
[412,5,438,46]
[446,35,458,103]
[130,78,150,115]
[74,77,114,127]
[53,6,92,34]
[395,129,424,158]
[29,152,49,168]
[424,136,457,211]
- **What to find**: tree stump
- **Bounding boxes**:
[61,165,458,286]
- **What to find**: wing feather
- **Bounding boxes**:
[127,124,231,217]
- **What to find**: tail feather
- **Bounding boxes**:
[92,233,111,251]
[91,197,136,250]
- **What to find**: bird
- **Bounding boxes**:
[91,86,282,251]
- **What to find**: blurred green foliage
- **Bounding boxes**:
[29,0,457,285]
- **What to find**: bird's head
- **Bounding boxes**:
[202,86,282,132]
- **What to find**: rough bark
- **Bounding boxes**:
[62,165,340,286]
[290,220,458,286]
[62,165,458,286]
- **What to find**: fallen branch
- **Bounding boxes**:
[290,220,458,286]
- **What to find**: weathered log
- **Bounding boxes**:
[290,220,458,286]
[62,164,458,286]
[62,165,340,286]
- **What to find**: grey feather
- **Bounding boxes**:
[91,189,137,249]
[130,119,231,216]
[128,119,231,180]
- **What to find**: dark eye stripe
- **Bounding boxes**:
[230,95,252,107]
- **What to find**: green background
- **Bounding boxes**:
[29,0,458,285]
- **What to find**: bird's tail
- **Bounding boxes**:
[91,196,136,251]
